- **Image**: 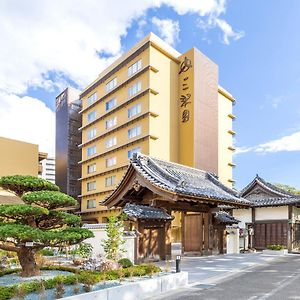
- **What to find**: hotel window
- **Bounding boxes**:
[87,128,97,140]
[128,59,142,77]
[128,103,141,118]
[105,175,116,187]
[87,110,97,122]
[87,181,96,191]
[87,92,97,106]
[105,77,117,92]
[105,136,117,148]
[105,116,117,129]
[128,125,141,139]
[87,145,96,157]
[87,199,96,209]
[106,157,117,167]
[87,163,96,174]
[128,147,141,159]
[105,98,117,111]
[128,81,141,98]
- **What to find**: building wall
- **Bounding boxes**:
[255,206,288,221]
[218,88,235,187]
[292,207,300,222]
[56,87,81,198]
[0,137,39,176]
[39,157,55,183]
[232,208,252,228]
[79,33,234,222]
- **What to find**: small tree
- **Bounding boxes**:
[275,183,300,195]
[102,215,125,261]
[0,175,93,277]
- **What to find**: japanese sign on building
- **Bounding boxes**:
[178,56,192,123]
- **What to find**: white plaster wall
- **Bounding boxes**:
[255,206,288,221]
[232,208,252,228]
[84,229,135,262]
[232,209,252,249]
[293,207,300,222]
[226,226,239,254]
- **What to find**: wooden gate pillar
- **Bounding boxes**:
[288,205,293,252]
[164,220,172,260]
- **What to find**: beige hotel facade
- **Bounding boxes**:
[79,33,236,223]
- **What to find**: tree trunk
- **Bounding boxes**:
[17,247,40,277]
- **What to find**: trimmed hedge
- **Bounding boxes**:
[0,264,161,300]
[267,244,285,250]
[118,258,133,268]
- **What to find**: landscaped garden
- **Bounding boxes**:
[0,175,162,300]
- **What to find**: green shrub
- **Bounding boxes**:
[0,286,16,300]
[40,248,55,256]
[118,258,133,268]
[267,244,285,250]
[0,263,161,299]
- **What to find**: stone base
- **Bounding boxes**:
[262,249,288,255]
[63,272,188,300]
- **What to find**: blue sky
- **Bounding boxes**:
[0,0,299,190]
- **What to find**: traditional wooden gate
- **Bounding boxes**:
[138,220,167,261]
[184,214,203,252]
[183,213,215,254]
[254,221,288,249]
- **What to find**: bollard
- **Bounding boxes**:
[176,255,181,273]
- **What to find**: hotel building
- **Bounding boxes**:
[0,136,48,204]
[79,33,236,223]
[56,87,82,199]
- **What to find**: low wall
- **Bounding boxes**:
[83,224,136,262]
[63,272,188,300]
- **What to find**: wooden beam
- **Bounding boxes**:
[181,212,185,254]
[203,213,209,254]
[288,205,293,252]
[153,200,211,212]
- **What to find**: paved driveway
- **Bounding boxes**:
[153,254,300,300]
[157,252,284,284]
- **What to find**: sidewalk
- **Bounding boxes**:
[156,252,286,285]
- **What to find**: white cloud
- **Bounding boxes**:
[0,92,55,156]
[0,0,240,154]
[236,131,300,155]
[215,19,244,45]
[152,17,180,46]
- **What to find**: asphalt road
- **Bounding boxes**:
[153,255,300,300]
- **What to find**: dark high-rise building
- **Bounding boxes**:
[55,87,81,199]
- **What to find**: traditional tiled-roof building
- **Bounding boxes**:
[103,153,247,261]
[233,175,300,251]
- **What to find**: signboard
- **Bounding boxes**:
[178,56,193,123]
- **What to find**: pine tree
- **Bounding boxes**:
[0,175,93,277]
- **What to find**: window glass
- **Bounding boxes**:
[87,163,96,174]
[105,116,117,129]
[105,175,116,187]
[128,103,141,118]
[105,78,117,92]
[128,147,141,159]
[128,125,141,139]
[105,98,117,111]
[87,110,97,122]
[128,81,141,98]
[105,136,117,148]
[87,181,96,191]
[128,59,142,77]
[87,199,96,209]
[87,128,97,140]
[106,157,117,167]
[87,145,96,156]
[87,92,97,106]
